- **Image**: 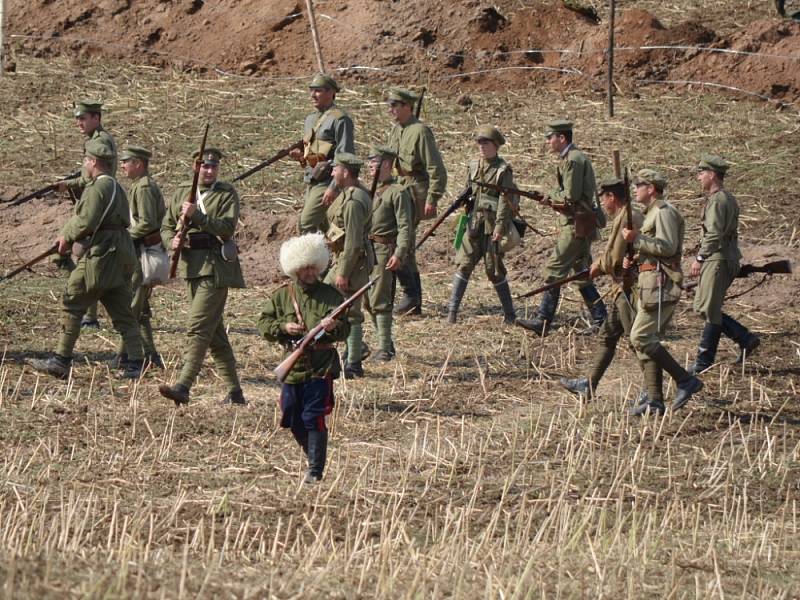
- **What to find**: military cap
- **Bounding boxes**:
[74,101,103,117]
[597,176,624,193]
[544,119,573,137]
[119,145,152,162]
[85,138,115,160]
[474,125,506,147]
[332,152,363,169]
[697,154,729,175]
[634,168,668,191]
[309,73,340,92]
[367,145,398,160]
[385,87,418,105]
[192,147,223,165]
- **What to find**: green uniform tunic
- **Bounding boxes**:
[542,145,598,289]
[299,104,355,233]
[66,126,118,198]
[456,157,514,283]
[368,178,413,313]
[161,179,245,392]
[57,174,143,360]
[693,189,742,325]
[258,280,350,384]
[120,174,166,356]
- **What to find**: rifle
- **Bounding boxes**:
[612,149,635,267]
[683,260,792,291]
[516,268,590,299]
[5,170,81,207]
[415,186,473,250]
[471,180,568,214]
[169,123,210,279]
[468,179,544,236]
[231,140,304,183]
[416,87,426,118]
[0,243,59,282]
[274,276,378,382]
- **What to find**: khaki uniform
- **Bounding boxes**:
[456,157,514,283]
[368,178,413,313]
[121,175,166,356]
[693,189,741,325]
[299,105,355,233]
[161,180,245,392]
[57,175,143,360]
[542,145,597,286]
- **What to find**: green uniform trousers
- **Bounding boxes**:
[324,262,368,327]
[456,232,506,283]
[368,242,396,314]
[543,225,593,289]
[299,181,329,234]
[588,289,637,385]
[118,263,157,355]
[693,259,737,325]
[57,259,142,360]
[630,300,677,360]
[177,277,241,392]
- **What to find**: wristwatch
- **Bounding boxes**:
[696,255,705,262]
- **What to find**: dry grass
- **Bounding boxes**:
[0,56,799,598]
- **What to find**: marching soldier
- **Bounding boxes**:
[688,155,759,373]
[158,148,247,406]
[288,74,355,234]
[447,126,517,325]
[385,87,448,316]
[27,139,144,379]
[559,177,644,399]
[366,146,414,361]
[323,153,373,379]
[56,100,118,329]
[517,120,607,335]
[116,146,166,369]
[621,169,703,415]
[258,233,350,484]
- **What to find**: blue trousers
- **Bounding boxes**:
[279,376,334,448]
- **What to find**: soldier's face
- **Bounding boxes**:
[697,169,715,192]
[310,86,335,110]
[199,163,218,185]
[634,182,655,204]
[476,139,497,160]
[332,164,347,187]
[120,158,145,179]
[296,265,320,285]
[388,101,412,124]
[369,157,390,179]
[75,113,100,136]
[600,191,618,214]
[546,133,566,154]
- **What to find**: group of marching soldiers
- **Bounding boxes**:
[16,73,761,483]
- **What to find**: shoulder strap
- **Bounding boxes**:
[287,283,306,329]
[87,175,118,248]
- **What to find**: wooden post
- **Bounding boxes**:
[607,0,615,117]
[304,0,325,74]
[612,149,621,178]
[0,0,6,76]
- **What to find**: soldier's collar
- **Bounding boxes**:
[559,143,574,159]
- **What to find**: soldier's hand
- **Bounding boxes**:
[171,236,182,250]
[589,263,601,279]
[56,237,70,255]
[284,322,306,335]
[491,231,502,242]
[690,260,702,277]
[288,147,304,161]
[622,256,634,270]
[386,255,401,271]
[335,275,349,292]
[181,202,197,219]
[322,187,337,207]
[424,203,436,218]
[55,181,68,194]
[320,317,337,332]
[621,227,637,242]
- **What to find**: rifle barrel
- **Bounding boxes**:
[7,169,81,207]
[231,140,304,183]
[517,268,590,299]
[1,243,59,281]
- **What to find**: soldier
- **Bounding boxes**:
[366,145,414,361]
[385,87,448,316]
[323,152,373,379]
[517,120,607,335]
[447,126,518,325]
[559,177,644,399]
[287,74,355,234]
[26,139,144,380]
[688,155,759,374]
[258,233,350,484]
[56,100,118,329]
[158,148,247,406]
[621,169,703,415]
[115,146,166,369]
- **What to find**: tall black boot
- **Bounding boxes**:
[517,287,560,335]
[579,284,607,331]
[688,322,723,375]
[291,428,309,455]
[493,278,516,325]
[447,274,469,324]
[646,345,703,411]
[394,266,421,315]
[629,359,665,416]
[305,429,328,484]
[721,313,760,364]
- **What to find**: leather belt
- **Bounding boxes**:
[639,261,680,272]
[369,234,396,245]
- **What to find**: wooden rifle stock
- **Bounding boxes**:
[683,260,792,292]
[6,170,81,207]
[516,268,590,299]
[415,186,473,250]
[231,140,304,183]
[0,243,59,282]
[169,123,210,280]
[468,179,543,236]
[274,277,378,382]
[471,180,567,214]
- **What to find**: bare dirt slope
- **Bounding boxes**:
[6,0,800,104]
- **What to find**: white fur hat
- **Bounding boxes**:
[279,233,330,277]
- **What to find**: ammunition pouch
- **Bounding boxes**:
[309,159,333,183]
[573,209,598,239]
[325,223,346,253]
[221,238,238,262]
[186,232,215,249]
[134,230,163,248]
[72,239,91,258]
[498,219,522,254]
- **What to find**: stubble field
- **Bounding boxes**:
[0,56,799,598]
